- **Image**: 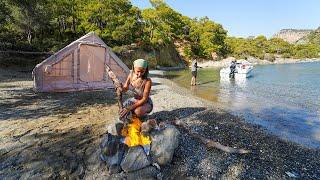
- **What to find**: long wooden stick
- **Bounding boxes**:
[105,64,124,110]
[173,119,250,154]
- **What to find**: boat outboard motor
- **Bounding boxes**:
[229,61,236,78]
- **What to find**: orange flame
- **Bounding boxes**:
[121,117,151,147]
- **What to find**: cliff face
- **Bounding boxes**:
[273,29,313,44]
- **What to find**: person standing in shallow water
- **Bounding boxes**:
[191,59,199,86]
[119,59,153,118]
[229,60,237,78]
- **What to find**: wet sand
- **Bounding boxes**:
[0,68,320,179]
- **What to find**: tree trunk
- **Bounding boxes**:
[72,16,76,33]
[27,29,32,44]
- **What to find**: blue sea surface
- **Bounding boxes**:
[169,61,320,148]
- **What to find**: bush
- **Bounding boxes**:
[264,53,275,62]
[183,46,193,59]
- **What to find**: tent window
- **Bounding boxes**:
[47,54,73,77]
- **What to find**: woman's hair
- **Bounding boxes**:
[142,66,149,79]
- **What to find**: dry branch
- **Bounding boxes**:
[105,64,123,110]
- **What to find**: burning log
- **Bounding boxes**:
[173,119,250,154]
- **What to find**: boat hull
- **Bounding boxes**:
[220,66,253,78]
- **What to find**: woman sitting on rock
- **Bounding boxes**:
[119,59,153,118]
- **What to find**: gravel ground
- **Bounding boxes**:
[0,68,319,179]
[149,71,320,179]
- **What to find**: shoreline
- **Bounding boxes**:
[154,67,320,149]
[196,57,320,68]
[150,70,320,149]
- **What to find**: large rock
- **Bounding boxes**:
[127,166,161,180]
[121,146,151,172]
[100,133,124,157]
[100,133,126,174]
[83,149,110,179]
[107,121,124,136]
[150,125,180,166]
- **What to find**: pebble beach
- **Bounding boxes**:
[0,68,320,179]
[149,71,320,179]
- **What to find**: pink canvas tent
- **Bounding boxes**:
[32,32,130,92]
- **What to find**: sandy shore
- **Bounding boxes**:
[1,68,320,179]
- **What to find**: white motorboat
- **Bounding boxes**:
[220,60,253,78]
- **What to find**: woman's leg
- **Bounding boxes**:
[134,103,152,117]
[191,76,195,86]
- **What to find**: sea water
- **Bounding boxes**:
[166,61,320,148]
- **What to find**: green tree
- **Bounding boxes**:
[269,38,292,54]
[293,44,320,58]
[189,17,228,58]
[8,0,53,45]
[141,0,186,46]
[0,1,10,29]
[225,37,251,58]
[50,0,84,37]
[78,0,142,46]
[307,27,320,45]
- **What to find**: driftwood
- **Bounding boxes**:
[105,64,124,110]
[173,119,250,154]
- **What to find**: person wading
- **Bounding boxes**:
[191,59,200,86]
[229,60,237,78]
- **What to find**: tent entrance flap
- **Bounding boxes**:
[79,44,106,82]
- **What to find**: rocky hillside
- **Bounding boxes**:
[273,29,313,44]
[113,43,186,68]
[302,27,320,45]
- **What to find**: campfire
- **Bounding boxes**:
[121,117,151,147]
[100,116,180,177]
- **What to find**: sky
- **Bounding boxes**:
[131,0,320,38]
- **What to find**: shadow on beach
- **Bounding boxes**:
[0,68,120,179]
[0,69,118,121]
[1,127,99,179]
[0,88,117,121]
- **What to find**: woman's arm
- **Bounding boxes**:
[127,78,152,110]
[122,73,131,93]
